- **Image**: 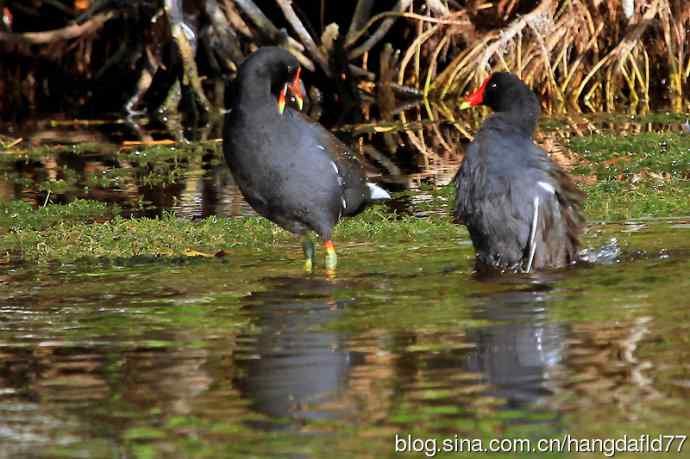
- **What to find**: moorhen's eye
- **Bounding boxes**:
[490,83,497,88]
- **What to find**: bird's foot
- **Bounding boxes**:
[324,240,337,272]
[303,237,315,273]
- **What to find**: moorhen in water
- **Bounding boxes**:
[453,72,585,272]
[223,47,390,272]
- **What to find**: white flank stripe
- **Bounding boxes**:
[525,195,540,273]
[538,181,556,194]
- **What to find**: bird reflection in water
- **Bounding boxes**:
[232,271,568,434]
[233,276,364,429]
[465,273,567,413]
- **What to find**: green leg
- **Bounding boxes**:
[324,240,337,272]
[302,237,315,273]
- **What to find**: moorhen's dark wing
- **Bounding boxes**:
[454,137,531,269]
[295,113,372,217]
[226,106,350,239]
[453,140,479,226]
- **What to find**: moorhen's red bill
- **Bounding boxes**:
[453,72,585,272]
[223,47,390,273]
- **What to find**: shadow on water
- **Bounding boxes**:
[465,276,566,412]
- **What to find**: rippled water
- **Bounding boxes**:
[0,218,688,458]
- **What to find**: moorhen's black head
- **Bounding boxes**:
[234,47,303,113]
[462,72,541,134]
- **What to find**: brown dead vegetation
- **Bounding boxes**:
[1,1,689,166]
[2,1,689,116]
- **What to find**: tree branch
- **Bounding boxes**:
[274,0,331,76]
[233,0,303,51]
[347,0,413,60]
[232,0,315,70]
[346,0,375,43]
[0,11,114,45]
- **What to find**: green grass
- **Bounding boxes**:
[1,130,689,264]
[582,180,690,221]
[0,201,464,263]
[569,131,690,221]
[0,199,118,232]
[569,132,689,179]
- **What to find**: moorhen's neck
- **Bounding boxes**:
[235,78,276,110]
[492,90,540,137]
[231,47,298,113]
[233,69,277,112]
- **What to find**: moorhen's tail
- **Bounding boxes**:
[553,168,586,261]
[366,183,391,201]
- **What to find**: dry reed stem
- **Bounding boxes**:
[424,35,450,102]
[574,0,660,104]
[561,22,604,97]
[0,11,114,44]
[398,24,439,86]
[347,0,413,60]
[436,101,474,140]
[381,0,690,116]
[347,9,468,50]
[528,22,563,105]
[275,0,330,76]
[433,1,555,97]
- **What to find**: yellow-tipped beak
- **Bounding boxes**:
[277,83,287,114]
[459,100,472,110]
[290,67,304,111]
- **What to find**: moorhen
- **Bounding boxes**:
[453,72,585,272]
[223,47,390,272]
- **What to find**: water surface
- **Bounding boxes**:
[0,219,688,458]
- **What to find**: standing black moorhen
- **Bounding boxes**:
[223,47,390,272]
[453,72,585,272]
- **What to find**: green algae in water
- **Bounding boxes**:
[0,142,224,211]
